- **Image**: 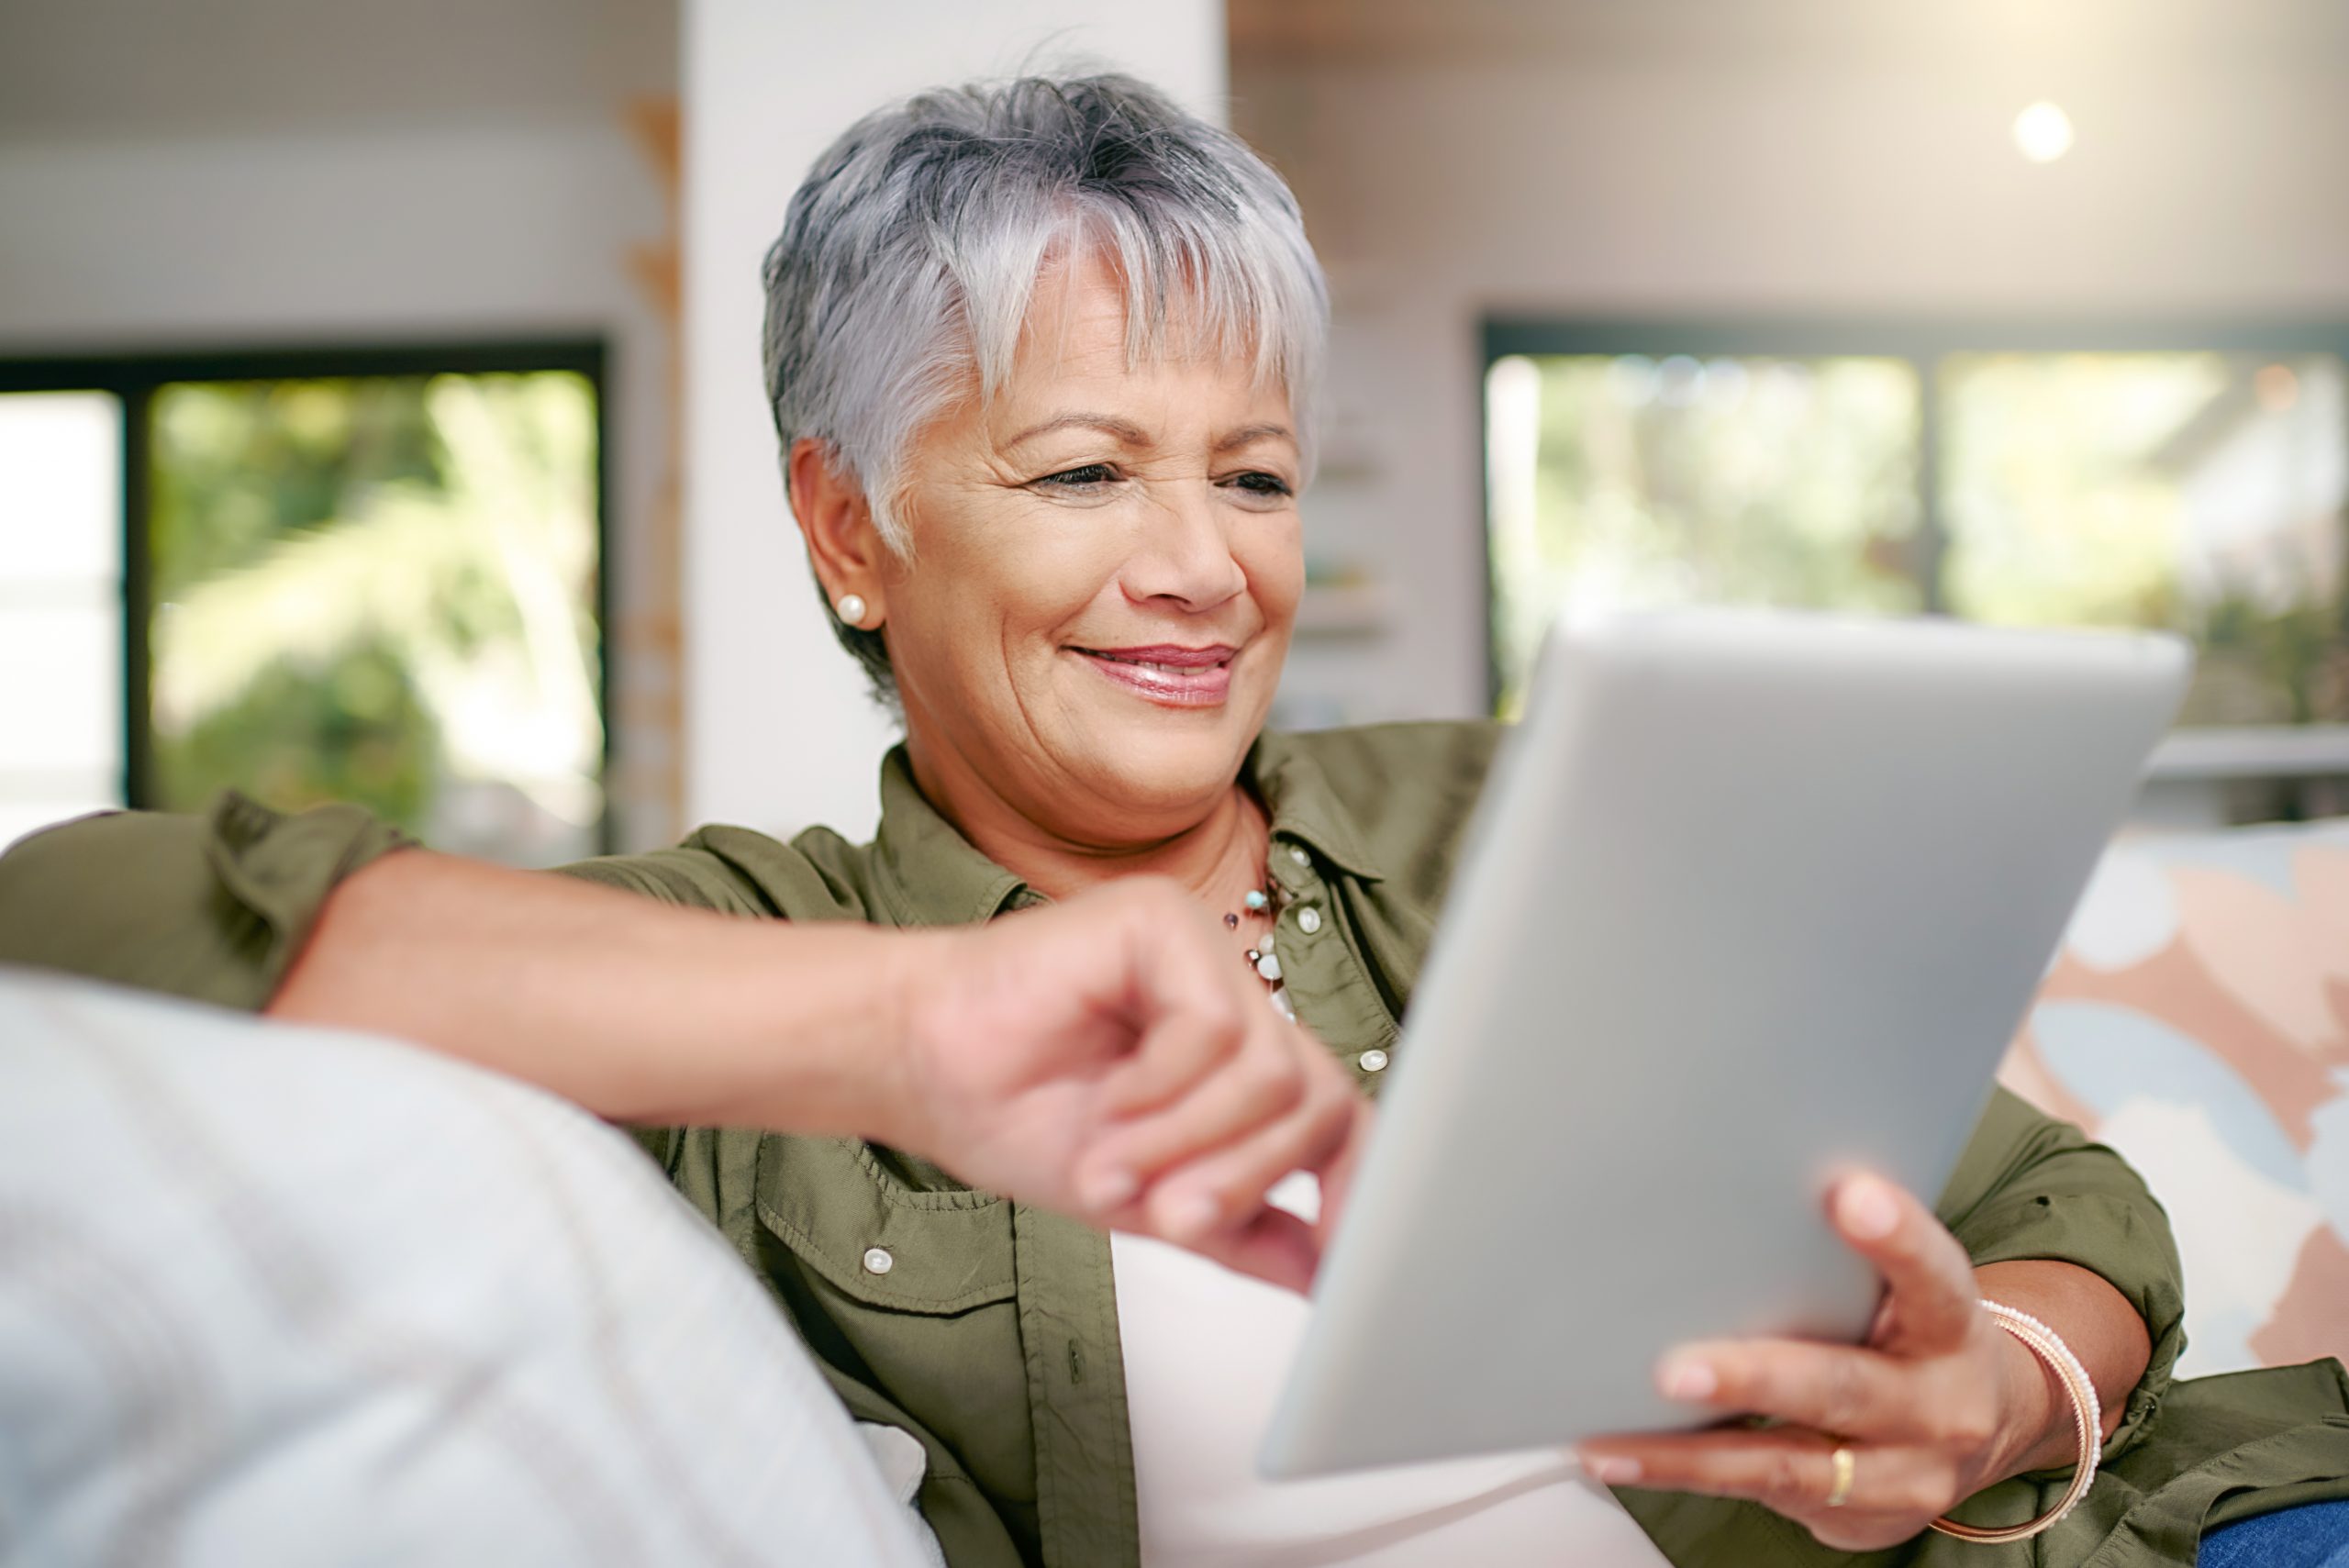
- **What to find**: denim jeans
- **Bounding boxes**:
[2199,1499,2349,1568]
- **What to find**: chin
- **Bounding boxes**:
[1076,702,1263,818]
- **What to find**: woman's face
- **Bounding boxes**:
[881,247,1304,846]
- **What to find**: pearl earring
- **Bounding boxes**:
[836,594,867,628]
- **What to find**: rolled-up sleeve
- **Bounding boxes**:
[1935,1086,2187,1464]
[0,791,411,1013]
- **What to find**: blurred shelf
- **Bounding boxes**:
[1293,583,1394,639]
[2146,724,2349,780]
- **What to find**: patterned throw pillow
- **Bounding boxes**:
[1998,820,2349,1379]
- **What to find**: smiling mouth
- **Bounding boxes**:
[1071,644,1239,706]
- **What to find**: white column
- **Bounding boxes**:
[681,0,1228,842]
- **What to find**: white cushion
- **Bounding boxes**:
[0,968,935,1568]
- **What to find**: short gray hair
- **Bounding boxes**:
[761,72,1330,702]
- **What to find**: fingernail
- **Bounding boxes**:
[1163,1191,1219,1238]
[1658,1357,1717,1401]
[1583,1454,1642,1485]
[1082,1167,1137,1213]
[1838,1177,1899,1240]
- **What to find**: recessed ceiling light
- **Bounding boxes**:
[2013,101,2075,164]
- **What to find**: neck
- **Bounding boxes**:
[903,737,1264,906]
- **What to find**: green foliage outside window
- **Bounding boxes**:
[1486,354,1921,715]
[1488,347,2349,728]
[147,371,602,864]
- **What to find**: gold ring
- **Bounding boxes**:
[1826,1445,1856,1508]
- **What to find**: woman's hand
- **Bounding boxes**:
[1576,1174,2060,1551]
[880,876,1367,1293]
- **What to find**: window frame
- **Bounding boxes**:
[1478,317,2349,716]
[0,339,612,846]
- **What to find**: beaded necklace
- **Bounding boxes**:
[1222,880,1286,986]
[1223,873,1296,1019]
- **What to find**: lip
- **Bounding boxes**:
[1071,642,1239,707]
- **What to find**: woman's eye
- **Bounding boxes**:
[1227,471,1294,498]
[1036,463,1118,488]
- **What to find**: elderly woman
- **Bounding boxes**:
[5,74,2346,1568]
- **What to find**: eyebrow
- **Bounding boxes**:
[1213,422,1296,454]
[1003,413,1151,449]
[1001,413,1297,455]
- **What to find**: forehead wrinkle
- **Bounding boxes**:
[995,254,1278,454]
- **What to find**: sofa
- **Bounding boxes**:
[5,816,2343,1565]
[1999,816,2349,1379]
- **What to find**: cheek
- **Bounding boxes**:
[896,508,1124,678]
[1241,517,1308,626]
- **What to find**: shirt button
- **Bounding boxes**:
[862,1246,895,1275]
[1357,1048,1390,1073]
[1297,906,1322,935]
[1288,845,1310,867]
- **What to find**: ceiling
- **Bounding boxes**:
[4,0,2338,145]
[1228,0,2349,72]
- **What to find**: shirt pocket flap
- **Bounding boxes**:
[754,1135,1018,1315]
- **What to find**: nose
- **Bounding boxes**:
[1121,484,1247,612]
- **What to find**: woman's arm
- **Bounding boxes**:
[1971,1257,2149,1465]
[1941,1087,2188,1461]
[0,795,410,1011]
[271,844,920,1136]
[1,801,1364,1290]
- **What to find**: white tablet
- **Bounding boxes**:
[1260,609,2191,1479]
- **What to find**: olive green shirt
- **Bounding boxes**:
[3,720,2343,1568]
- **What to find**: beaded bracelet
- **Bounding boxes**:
[1928,1300,2104,1543]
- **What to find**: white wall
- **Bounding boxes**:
[682,0,1228,843]
[1234,9,2349,722]
[0,126,658,346]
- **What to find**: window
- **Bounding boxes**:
[1483,325,2349,732]
[0,392,123,851]
[0,346,607,864]
[1940,352,2347,726]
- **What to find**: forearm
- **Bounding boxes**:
[1941,1090,2187,1471]
[271,847,920,1137]
[1972,1258,2151,1478]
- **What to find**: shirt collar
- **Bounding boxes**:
[867,747,1032,928]
[864,731,1388,927]
[1243,731,1387,884]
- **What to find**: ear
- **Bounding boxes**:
[787,437,893,627]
